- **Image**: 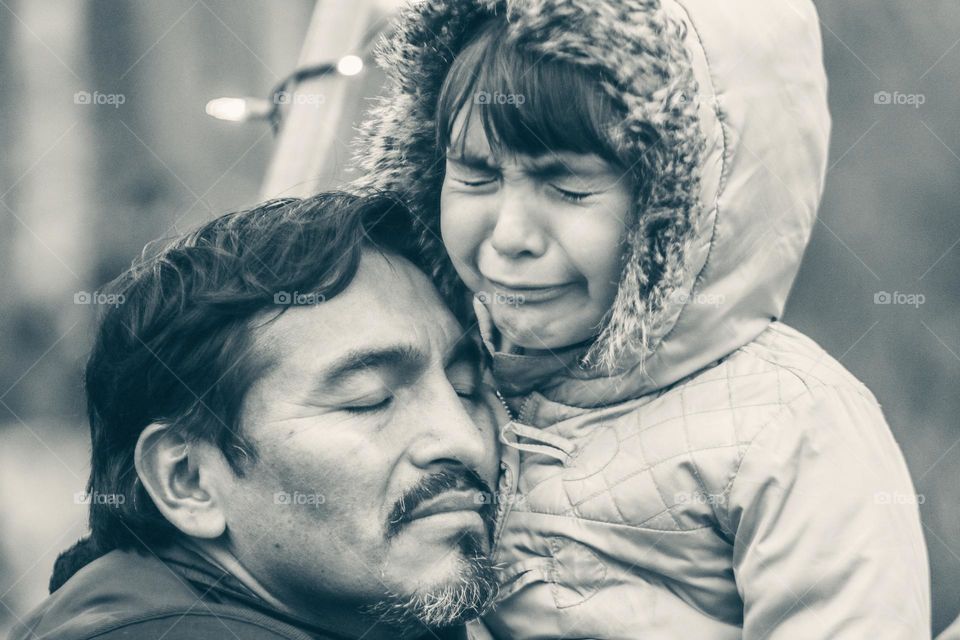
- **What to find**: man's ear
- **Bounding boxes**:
[134,423,227,539]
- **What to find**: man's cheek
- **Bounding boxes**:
[474,403,501,454]
[477,388,508,428]
[259,459,359,537]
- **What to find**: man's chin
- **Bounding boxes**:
[366,532,498,633]
[386,526,493,592]
[388,514,491,566]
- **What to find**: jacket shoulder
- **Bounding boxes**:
[9,550,316,640]
[80,611,314,639]
[737,321,877,403]
[612,322,884,525]
[695,321,881,471]
[678,321,881,453]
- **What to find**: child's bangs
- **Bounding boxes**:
[437,19,623,165]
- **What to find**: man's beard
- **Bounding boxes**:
[360,531,499,636]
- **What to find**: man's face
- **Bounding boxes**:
[216,250,501,634]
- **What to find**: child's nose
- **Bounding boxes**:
[489,190,547,258]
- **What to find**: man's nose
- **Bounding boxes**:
[407,377,492,475]
[489,187,547,259]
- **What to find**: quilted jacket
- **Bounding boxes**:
[353,0,931,638]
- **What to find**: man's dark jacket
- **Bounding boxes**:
[9,541,464,640]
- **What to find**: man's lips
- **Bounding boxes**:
[405,489,486,522]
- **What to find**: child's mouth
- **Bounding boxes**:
[484,278,574,304]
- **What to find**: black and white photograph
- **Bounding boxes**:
[0,1,957,638]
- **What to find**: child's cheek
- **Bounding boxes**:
[574,198,630,291]
[440,189,485,287]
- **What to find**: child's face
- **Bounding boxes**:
[440,109,632,350]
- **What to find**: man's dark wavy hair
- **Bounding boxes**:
[51,191,422,592]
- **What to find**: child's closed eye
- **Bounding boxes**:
[455,176,498,187]
[551,185,594,203]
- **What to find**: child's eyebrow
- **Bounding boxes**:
[446,150,614,182]
[523,155,612,181]
[445,151,498,171]
[523,157,573,181]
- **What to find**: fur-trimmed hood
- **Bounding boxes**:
[353,0,831,405]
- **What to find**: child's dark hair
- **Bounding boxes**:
[437,17,635,186]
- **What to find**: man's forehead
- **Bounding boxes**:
[252,250,461,368]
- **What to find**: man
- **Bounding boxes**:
[11,192,504,640]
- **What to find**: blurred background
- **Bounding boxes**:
[0,0,957,636]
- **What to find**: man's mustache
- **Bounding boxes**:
[387,468,495,539]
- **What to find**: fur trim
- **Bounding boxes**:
[352,0,705,373]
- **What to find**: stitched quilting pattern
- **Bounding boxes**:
[489,323,881,636]
[509,323,871,532]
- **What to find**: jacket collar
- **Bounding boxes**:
[157,542,354,639]
[475,296,667,409]
[474,296,589,400]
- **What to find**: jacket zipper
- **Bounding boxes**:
[517,394,537,426]
[494,389,517,422]
[492,388,520,558]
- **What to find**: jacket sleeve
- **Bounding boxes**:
[722,384,931,639]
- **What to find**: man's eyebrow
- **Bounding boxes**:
[321,344,425,385]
